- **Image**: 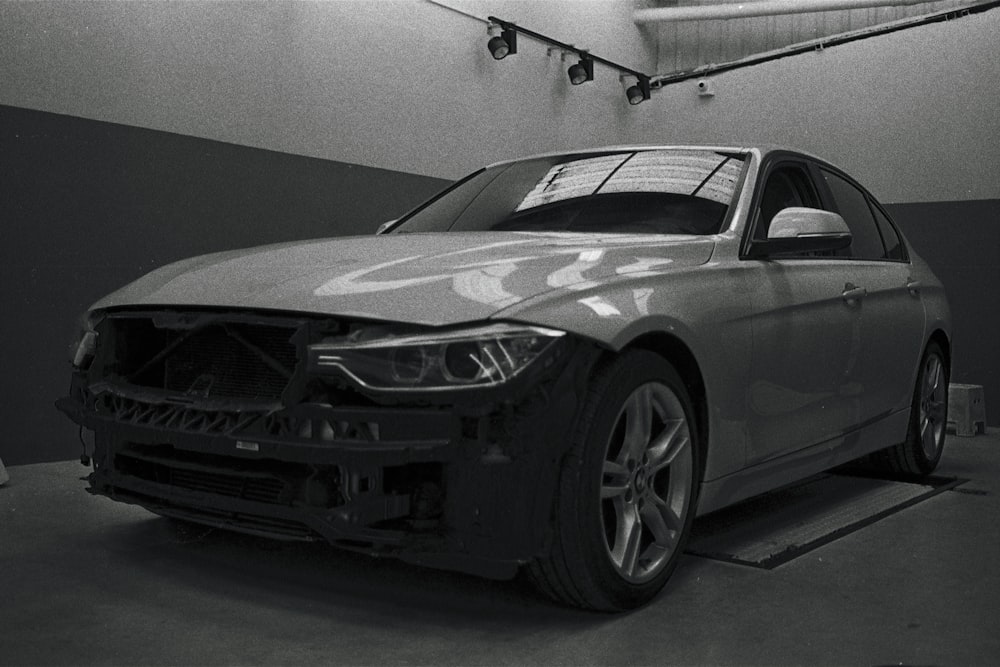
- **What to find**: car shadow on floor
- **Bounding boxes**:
[80,513,636,626]
[76,471,964,624]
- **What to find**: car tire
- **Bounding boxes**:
[868,341,949,477]
[527,350,701,611]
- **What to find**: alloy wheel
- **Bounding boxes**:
[600,382,694,584]
[919,352,947,460]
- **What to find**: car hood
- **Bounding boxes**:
[93,232,716,326]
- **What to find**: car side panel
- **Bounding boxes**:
[496,257,755,482]
[697,408,911,515]
[848,261,927,423]
[744,259,864,464]
[907,246,952,346]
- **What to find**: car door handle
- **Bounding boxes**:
[842,283,867,303]
[906,279,923,295]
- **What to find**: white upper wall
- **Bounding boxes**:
[1,0,997,203]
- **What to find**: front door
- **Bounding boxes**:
[746,260,864,464]
[743,160,864,464]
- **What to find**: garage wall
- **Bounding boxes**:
[0,0,655,181]
[0,105,447,466]
[1,1,996,202]
[884,199,1000,424]
[1,2,997,465]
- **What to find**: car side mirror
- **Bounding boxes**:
[376,219,398,235]
[747,207,852,258]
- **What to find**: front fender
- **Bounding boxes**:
[495,265,756,481]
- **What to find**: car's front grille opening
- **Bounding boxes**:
[116,452,292,505]
[102,316,300,401]
[109,445,445,532]
[162,324,296,399]
[113,443,315,506]
[177,465,283,504]
[117,489,319,541]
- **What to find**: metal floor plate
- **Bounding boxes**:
[686,473,965,568]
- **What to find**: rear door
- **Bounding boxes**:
[816,167,925,422]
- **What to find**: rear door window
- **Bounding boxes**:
[869,201,906,261]
[820,169,887,260]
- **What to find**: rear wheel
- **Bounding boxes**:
[527,351,700,611]
[869,342,948,477]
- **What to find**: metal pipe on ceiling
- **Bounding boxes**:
[634,0,939,24]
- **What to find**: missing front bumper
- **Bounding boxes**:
[56,334,601,579]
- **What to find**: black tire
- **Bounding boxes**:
[869,341,949,477]
[527,350,701,611]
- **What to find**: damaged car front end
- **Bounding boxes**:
[58,146,945,611]
[56,146,756,611]
[58,307,599,579]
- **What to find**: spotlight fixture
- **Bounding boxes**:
[486,15,656,108]
[567,56,594,85]
[487,23,517,60]
[620,74,651,105]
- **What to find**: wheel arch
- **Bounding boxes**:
[927,328,951,370]
[619,331,709,479]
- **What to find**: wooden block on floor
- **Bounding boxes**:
[948,383,987,437]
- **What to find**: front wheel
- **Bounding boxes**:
[527,351,700,611]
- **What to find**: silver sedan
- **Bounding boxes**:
[60,146,951,611]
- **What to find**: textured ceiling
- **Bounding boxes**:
[645,0,976,73]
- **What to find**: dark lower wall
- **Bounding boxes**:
[0,105,448,465]
[886,200,1000,426]
[2,105,996,466]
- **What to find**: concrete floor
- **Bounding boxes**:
[3,432,998,666]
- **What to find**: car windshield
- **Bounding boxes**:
[392,149,747,236]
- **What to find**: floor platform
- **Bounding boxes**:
[3,431,999,666]
[687,472,965,568]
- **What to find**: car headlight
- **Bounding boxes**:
[307,323,566,391]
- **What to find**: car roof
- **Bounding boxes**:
[483,145,746,169]
[482,144,833,170]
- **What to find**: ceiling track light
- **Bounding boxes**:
[486,15,655,107]
[620,74,652,105]
[487,23,517,60]
[567,56,594,85]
